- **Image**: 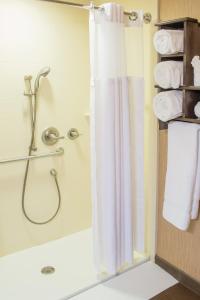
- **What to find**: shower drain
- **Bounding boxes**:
[41,266,55,275]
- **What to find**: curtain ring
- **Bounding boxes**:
[129,11,138,21]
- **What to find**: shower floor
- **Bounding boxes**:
[0,229,147,300]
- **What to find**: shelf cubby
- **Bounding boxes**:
[155,18,200,130]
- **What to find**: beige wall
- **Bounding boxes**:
[0,0,91,256]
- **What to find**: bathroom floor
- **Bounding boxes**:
[67,262,177,300]
[151,283,200,300]
[0,229,147,300]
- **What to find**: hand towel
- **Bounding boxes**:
[153,29,184,55]
[163,122,200,230]
[153,90,183,122]
[154,61,183,89]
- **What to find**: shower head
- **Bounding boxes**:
[34,66,51,93]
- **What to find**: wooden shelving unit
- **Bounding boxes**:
[155,18,200,130]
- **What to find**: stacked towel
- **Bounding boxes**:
[154,61,183,89]
[191,56,200,86]
[195,102,200,118]
[153,90,183,122]
[154,29,184,55]
[163,122,200,230]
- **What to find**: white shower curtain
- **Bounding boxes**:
[90,3,144,275]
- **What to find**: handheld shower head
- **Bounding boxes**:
[34,66,51,93]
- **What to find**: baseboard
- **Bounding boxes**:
[155,255,200,296]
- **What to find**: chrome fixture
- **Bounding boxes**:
[143,13,152,24]
[129,11,138,22]
[67,128,80,140]
[42,127,64,145]
[22,67,62,225]
[42,127,80,145]
[24,67,51,151]
[0,148,64,164]
[34,66,51,94]
[24,75,36,151]
[41,266,55,275]
[39,0,152,23]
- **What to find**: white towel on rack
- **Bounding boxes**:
[163,122,200,230]
[153,90,183,122]
[153,29,184,55]
[154,61,183,89]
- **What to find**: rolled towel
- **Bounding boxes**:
[191,56,200,86]
[154,61,183,89]
[153,29,184,55]
[153,90,183,122]
[194,102,200,118]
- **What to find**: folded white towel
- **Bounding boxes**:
[153,91,183,122]
[154,29,184,55]
[163,122,200,230]
[154,61,183,89]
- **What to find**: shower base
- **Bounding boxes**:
[0,229,148,300]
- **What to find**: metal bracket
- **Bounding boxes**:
[143,12,152,24]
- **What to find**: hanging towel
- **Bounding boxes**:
[154,61,183,89]
[163,122,200,230]
[153,90,183,122]
[153,29,184,55]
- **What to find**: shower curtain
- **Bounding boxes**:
[90,3,144,275]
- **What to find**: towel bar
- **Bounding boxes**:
[0,147,64,164]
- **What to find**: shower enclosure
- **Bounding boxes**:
[0,0,156,299]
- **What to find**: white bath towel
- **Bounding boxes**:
[163,122,200,230]
[153,91,183,122]
[154,61,183,89]
[154,29,184,55]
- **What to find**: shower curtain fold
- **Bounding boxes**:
[90,3,144,275]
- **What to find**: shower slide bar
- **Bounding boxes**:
[39,0,152,23]
[0,147,64,165]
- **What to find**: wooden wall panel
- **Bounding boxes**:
[156,0,200,282]
[159,0,200,21]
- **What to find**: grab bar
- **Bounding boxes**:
[0,147,64,164]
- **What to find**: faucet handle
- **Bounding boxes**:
[42,127,61,145]
[67,128,80,140]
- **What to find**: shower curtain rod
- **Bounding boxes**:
[39,0,152,23]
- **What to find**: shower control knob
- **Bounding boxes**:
[42,127,62,145]
[67,128,80,140]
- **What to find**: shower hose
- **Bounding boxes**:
[22,94,61,225]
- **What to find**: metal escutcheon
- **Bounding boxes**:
[67,128,80,140]
[42,127,60,146]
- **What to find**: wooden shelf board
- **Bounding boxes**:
[183,86,200,91]
[155,18,198,26]
[159,53,184,58]
[154,85,183,90]
[174,117,200,124]
[154,85,200,91]
[159,117,200,130]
